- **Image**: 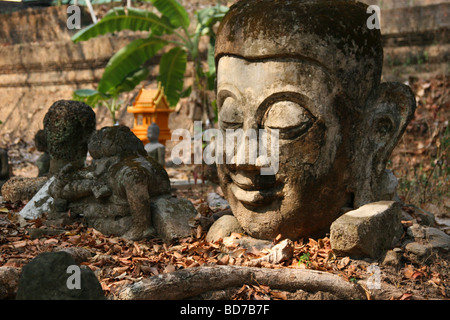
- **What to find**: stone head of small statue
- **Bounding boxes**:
[147,122,160,144]
[88,125,147,161]
[144,123,165,166]
[214,0,416,240]
[43,100,96,174]
[34,130,48,153]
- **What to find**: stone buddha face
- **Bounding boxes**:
[215,0,416,240]
[147,123,160,144]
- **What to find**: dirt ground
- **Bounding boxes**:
[1,177,449,300]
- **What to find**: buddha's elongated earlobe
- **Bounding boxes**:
[353,82,416,207]
[367,82,416,178]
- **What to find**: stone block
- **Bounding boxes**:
[151,197,197,243]
[330,201,403,259]
[19,176,54,220]
[206,215,244,243]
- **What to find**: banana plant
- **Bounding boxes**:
[72,0,228,123]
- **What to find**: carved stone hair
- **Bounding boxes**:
[215,0,384,108]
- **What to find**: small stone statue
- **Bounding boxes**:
[49,125,172,240]
[212,0,416,240]
[0,101,93,204]
[144,122,165,167]
[34,130,50,177]
[0,148,10,192]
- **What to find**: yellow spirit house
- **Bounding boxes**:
[127,83,173,145]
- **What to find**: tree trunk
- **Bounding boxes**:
[118,265,367,300]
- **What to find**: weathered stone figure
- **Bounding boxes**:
[214,0,416,240]
[49,125,172,240]
[144,122,165,167]
[0,148,10,192]
[43,100,96,175]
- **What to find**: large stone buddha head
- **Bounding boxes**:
[214,0,416,240]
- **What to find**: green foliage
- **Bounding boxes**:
[72,66,151,123]
[72,0,228,121]
[157,47,187,106]
[72,90,121,124]
[97,37,167,93]
[298,253,311,267]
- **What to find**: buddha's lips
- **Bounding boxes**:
[228,171,283,206]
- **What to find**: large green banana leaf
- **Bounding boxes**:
[71,7,174,43]
[97,37,167,93]
[148,0,190,30]
[157,47,187,107]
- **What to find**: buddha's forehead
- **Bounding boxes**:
[218,56,332,90]
[217,56,337,120]
[215,0,383,106]
[217,56,334,107]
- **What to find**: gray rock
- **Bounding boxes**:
[401,205,436,226]
[206,215,244,243]
[19,176,55,220]
[55,247,93,265]
[407,223,426,239]
[0,267,21,300]
[151,197,198,243]
[330,201,403,259]
[401,209,414,221]
[16,251,105,300]
[206,192,229,210]
[414,206,436,227]
[27,227,65,239]
[405,242,431,260]
[406,223,450,253]
[377,169,399,201]
[382,248,403,268]
[234,237,272,251]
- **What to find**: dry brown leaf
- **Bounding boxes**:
[399,293,412,300]
[271,291,287,300]
[11,240,27,248]
[164,264,176,273]
[133,242,142,255]
[404,265,415,279]
[112,266,129,274]
[196,225,203,238]
[231,248,246,258]
[218,254,230,265]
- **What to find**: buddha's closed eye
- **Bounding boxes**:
[218,89,315,140]
[263,101,314,140]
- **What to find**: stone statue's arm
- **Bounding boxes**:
[121,169,155,239]
[50,163,107,200]
[51,178,95,201]
[158,147,165,167]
